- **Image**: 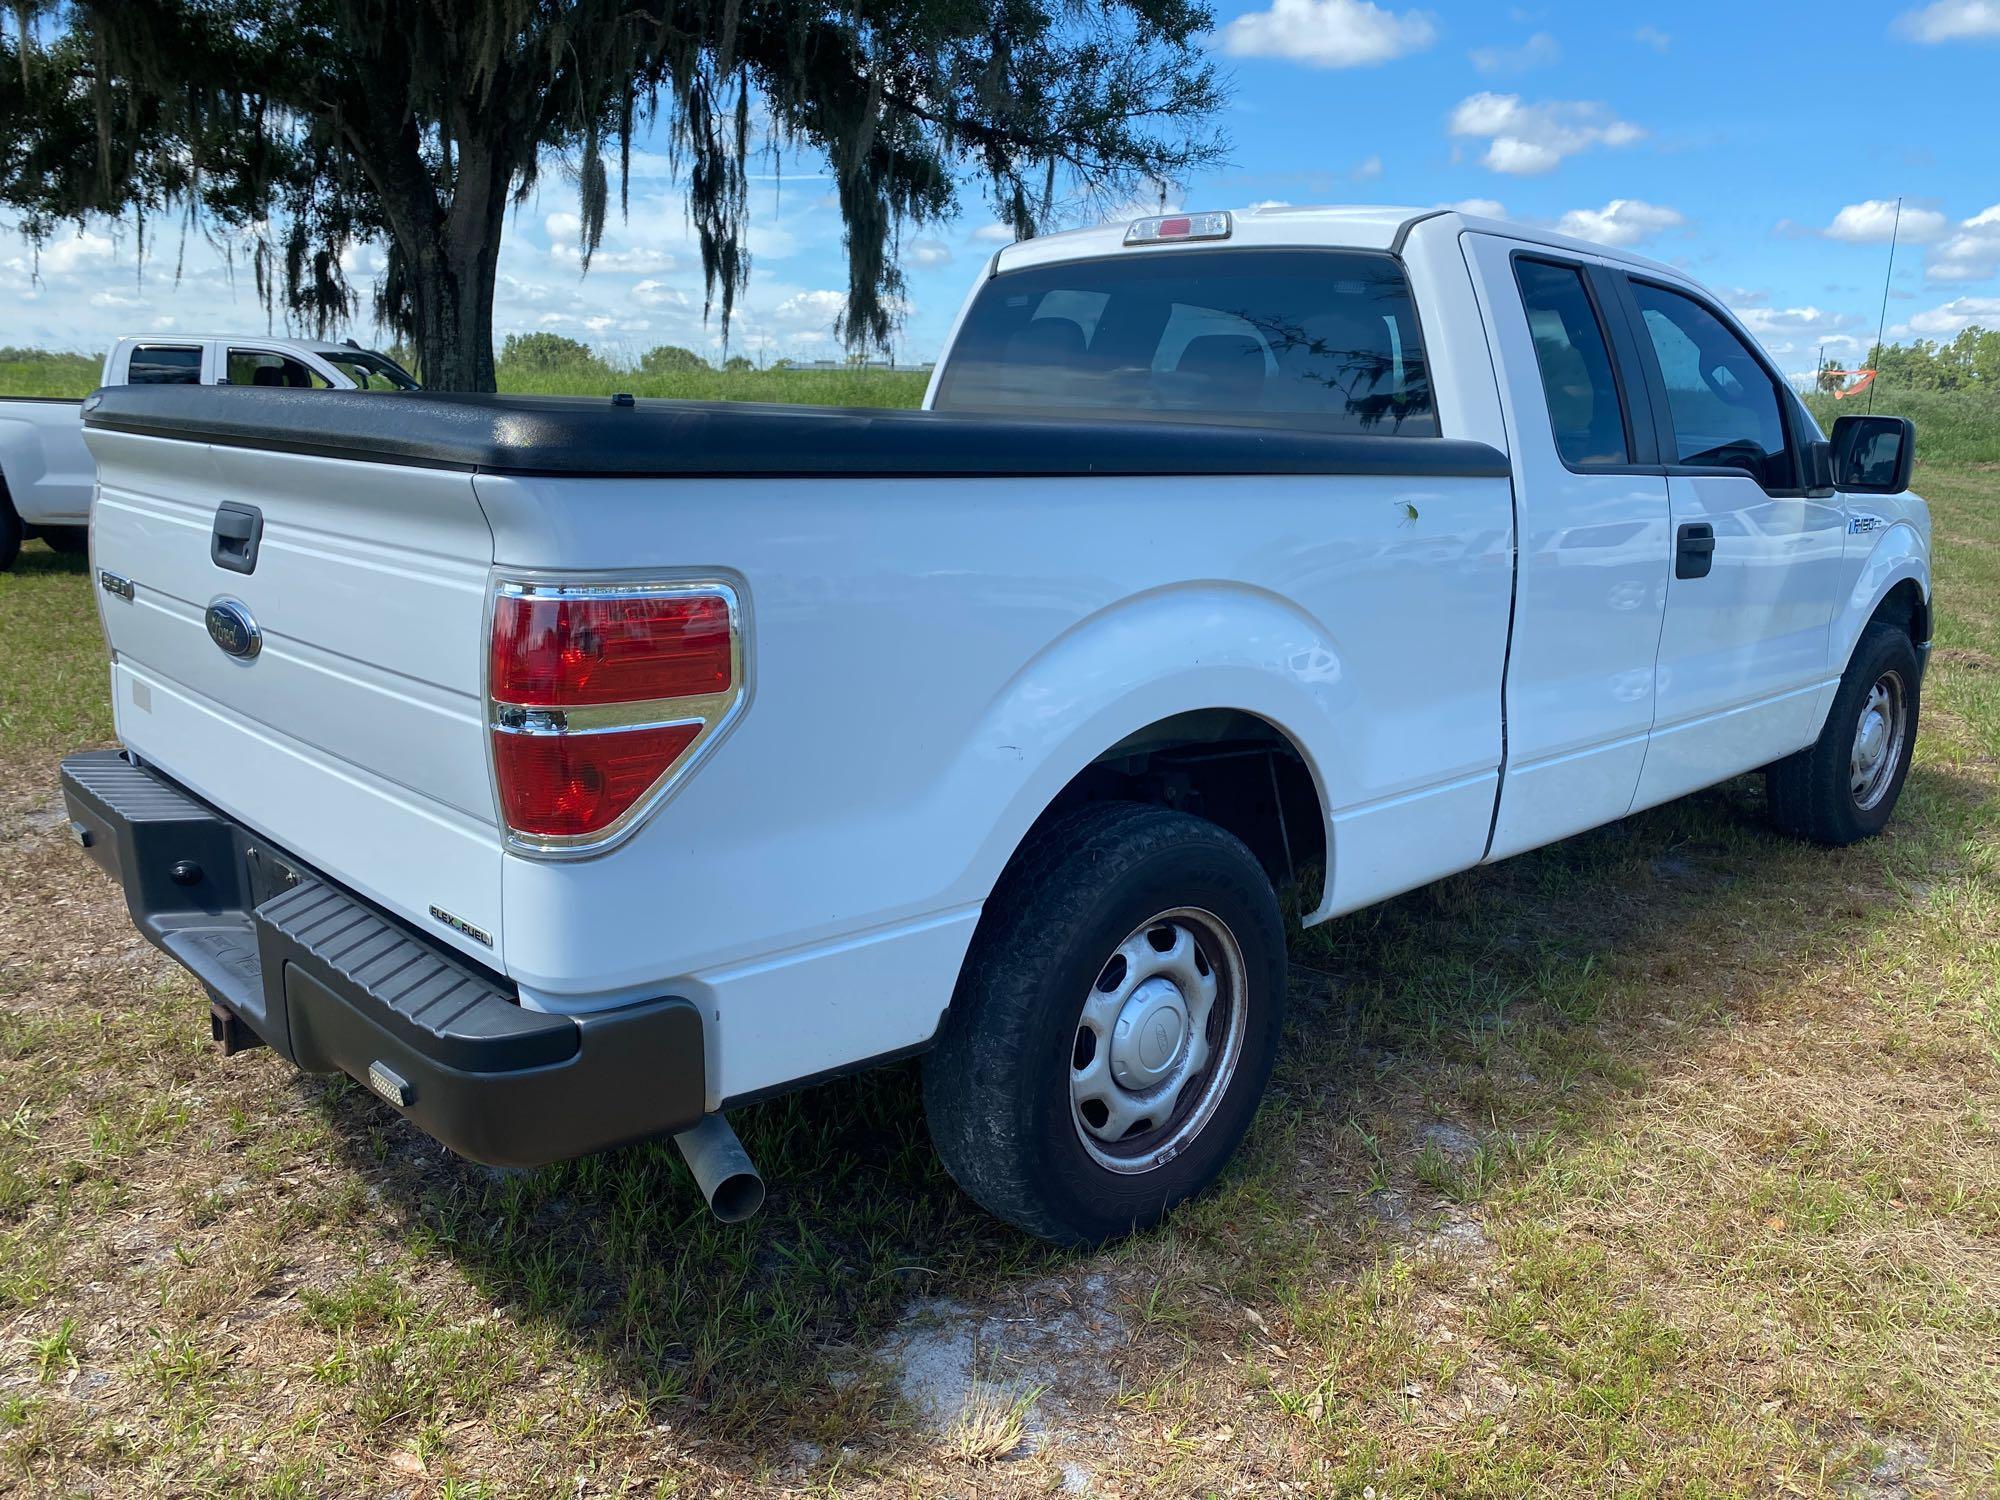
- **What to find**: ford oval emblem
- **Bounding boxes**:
[204,599,262,660]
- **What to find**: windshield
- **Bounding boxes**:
[932,248,1436,435]
[323,350,422,391]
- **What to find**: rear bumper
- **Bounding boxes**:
[59,749,706,1168]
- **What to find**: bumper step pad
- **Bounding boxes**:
[60,749,706,1168]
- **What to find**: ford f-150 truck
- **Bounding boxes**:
[59,205,1929,1244]
[1,335,418,570]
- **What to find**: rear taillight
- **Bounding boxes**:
[488,580,743,852]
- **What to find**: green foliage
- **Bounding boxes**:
[0,349,100,399]
[1804,386,2000,467]
[496,332,612,382]
[1860,327,2000,392]
[0,1,1226,389]
[638,345,708,375]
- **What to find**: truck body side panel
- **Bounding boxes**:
[477,467,1513,1102]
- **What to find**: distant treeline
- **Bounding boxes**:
[1827,327,2000,392]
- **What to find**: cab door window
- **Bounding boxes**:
[226,350,329,389]
[126,345,202,384]
[1512,258,1631,469]
[1628,281,1794,490]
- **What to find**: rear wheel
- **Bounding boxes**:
[922,802,1287,1244]
[0,489,20,573]
[1768,622,1920,845]
[38,526,88,555]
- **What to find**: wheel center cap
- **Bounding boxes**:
[1857,712,1887,767]
[1111,977,1189,1090]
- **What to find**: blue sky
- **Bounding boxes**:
[6,0,1999,379]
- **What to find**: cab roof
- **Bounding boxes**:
[990,203,1687,284]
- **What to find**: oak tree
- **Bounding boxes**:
[1,1,1224,389]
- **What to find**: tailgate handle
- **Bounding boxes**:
[211,503,264,575]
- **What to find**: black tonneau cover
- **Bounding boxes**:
[82,384,1510,480]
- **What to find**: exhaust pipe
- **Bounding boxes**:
[673,1112,765,1223]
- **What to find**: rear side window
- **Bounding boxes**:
[933,249,1437,435]
[1629,281,1794,490]
[1513,259,1629,468]
[227,350,329,389]
[126,345,201,385]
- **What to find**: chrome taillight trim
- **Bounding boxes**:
[484,573,750,859]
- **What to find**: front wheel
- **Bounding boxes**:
[922,803,1287,1245]
[1768,622,1921,845]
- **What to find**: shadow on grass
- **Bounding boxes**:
[307,758,1993,1449]
[7,539,91,579]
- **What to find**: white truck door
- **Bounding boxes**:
[1612,275,1846,810]
[1462,233,1671,860]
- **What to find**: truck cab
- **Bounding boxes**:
[0,335,419,566]
[103,335,421,393]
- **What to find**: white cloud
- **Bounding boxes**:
[1731,305,1862,364]
[1470,31,1560,74]
[1895,0,2000,41]
[1822,200,1947,244]
[1902,295,2000,336]
[630,279,691,310]
[544,211,582,241]
[906,237,952,268]
[1927,204,2000,282]
[1250,199,1295,212]
[1220,0,1438,68]
[550,243,682,274]
[1441,198,1507,218]
[28,229,118,275]
[971,223,1017,245]
[1634,25,1671,50]
[1554,198,1686,247]
[1448,93,1644,175]
[1353,154,1384,181]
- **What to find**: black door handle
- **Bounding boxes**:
[211,502,264,574]
[1675,521,1715,580]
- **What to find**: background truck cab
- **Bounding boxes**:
[0,335,417,568]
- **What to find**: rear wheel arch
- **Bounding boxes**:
[992,706,1330,914]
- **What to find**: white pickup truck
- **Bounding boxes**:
[0,335,418,569]
[60,206,1929,1244]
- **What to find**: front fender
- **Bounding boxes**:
[1835,522,1930,672]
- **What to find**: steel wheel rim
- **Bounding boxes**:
[1068,906,1249,1175]
[1850,669,1908,812]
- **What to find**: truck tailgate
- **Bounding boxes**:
[85,428,505,965]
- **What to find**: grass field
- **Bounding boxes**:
[0,350,931,408]
[0,370,1995,1495]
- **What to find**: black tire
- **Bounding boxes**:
[922,802,1287,1245]
[0,488,20,574]
[1767,622,1921,845]
[38,526,88,555]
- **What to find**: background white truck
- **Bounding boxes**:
[0,335,417,569]
[60,206,1929,1244]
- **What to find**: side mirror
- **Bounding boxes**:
[1830,414,1916,494]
